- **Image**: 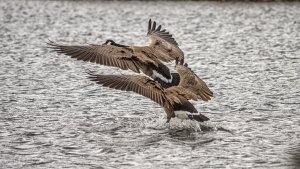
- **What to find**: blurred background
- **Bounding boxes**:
[0,0,299,168]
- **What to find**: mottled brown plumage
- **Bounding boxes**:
[48,41,141,73]
[176,65,213,101]
[47,19,184,82]
[147,19,184,65]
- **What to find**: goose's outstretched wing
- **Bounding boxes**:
[47,41,140,73]
[176,65,213,101]
[147,19,184,63]
[87,73,176,107]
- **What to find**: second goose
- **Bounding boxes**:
[88,64,213,122]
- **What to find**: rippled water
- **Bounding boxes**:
[1,1,299,168]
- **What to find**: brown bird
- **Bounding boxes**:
[87,65,212,122]
[47,19,184,84]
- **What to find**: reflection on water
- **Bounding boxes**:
[1,0,300,168]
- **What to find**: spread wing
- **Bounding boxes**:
[147,19,184,63]
[47,40,140,73]
[176,65,213,101]
[87,73,175,108]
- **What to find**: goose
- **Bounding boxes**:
[87,64,212,122]
[47,19,184,84]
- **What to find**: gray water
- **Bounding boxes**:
[1,1,299,168]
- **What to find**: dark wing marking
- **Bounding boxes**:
[87,73,171,107]
[47,40,140,73]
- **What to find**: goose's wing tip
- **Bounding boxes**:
[147,20,179,46]
[46,39,61,49]
[85,69,99,79]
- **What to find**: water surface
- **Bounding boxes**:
[0,1,299,168]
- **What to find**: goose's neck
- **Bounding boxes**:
[154,73,180,88]
[152,70,173,83]
[113,43,129,48]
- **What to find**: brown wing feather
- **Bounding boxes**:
[147,19,184,62]
[176,65,213,101]
[165,86,200,102]
[47,41,140,73]
[87,73,171,107]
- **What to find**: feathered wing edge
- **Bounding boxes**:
[87,72,174,108]
[176,65,214,101]
[147,19,179,46]
[47,40,140,73]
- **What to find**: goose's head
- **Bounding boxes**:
[104,39,129,48]
[104,39,116,45]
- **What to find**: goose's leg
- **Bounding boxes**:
[165,117,171,129]
[166,117,171,123]
[165,108,174,124]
